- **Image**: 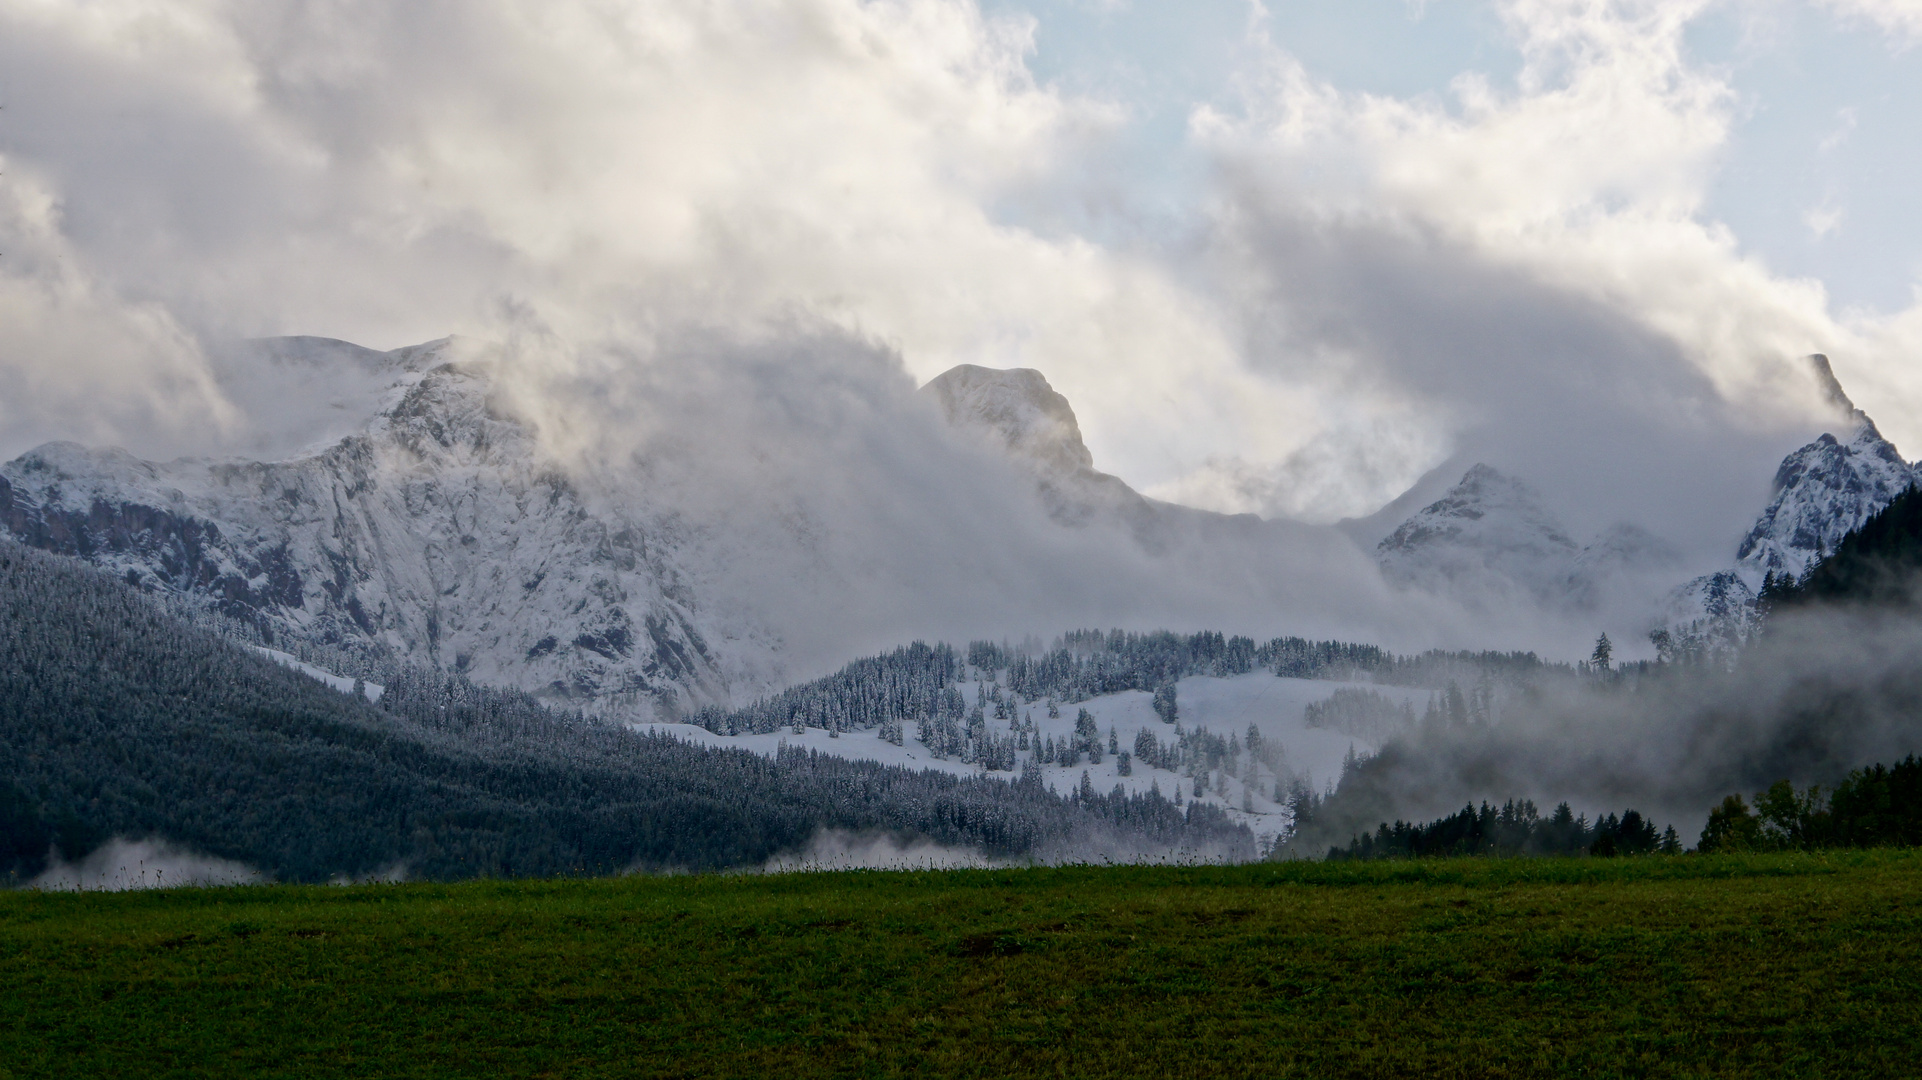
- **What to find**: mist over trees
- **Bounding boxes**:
[1285,485,1922,859]
[17,472,1922,883]
[1325,800,1678,861]
[0,541,1253,885]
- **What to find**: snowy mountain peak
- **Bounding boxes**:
[1375,464,1581,601]
[1378,465,1576,552]
[1734,395,1917,582]
[0,338,729,722]
[1659,355,1915,645]
[196,335,479,463]
[922,365,1094,477]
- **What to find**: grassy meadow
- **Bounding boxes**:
[4,851,1920,1078]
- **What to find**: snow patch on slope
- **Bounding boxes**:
[247,645,384,702]
[642,671,1426,849]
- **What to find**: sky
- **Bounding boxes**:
[1,0,1919,570]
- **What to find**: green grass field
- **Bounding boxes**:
[4,852,1920,1078]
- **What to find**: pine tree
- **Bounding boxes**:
[1134,728,1157,769]
[1152,682,1178,724]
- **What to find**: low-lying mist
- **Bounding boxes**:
[760,822,1258,874]
[26,837,268,892]
[1288,600,1922,854]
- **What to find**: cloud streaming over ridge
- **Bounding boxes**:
[0,0,1917,663]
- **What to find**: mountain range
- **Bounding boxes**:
[1362,354,1921,651]
[0,340,1908,720]
[0,341,1379,720]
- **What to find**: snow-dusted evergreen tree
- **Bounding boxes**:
[1152,682,1178,724]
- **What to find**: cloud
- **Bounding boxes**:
[1806,200,1846,239]
[0,0,1316,493]
[1168,0,1917,555]
[487,319,1461,682]
[1817,0,1922,45]
[0,164,230,455]
[1,0,1920,667]
[1286,598,1922,852]
[762,828,1004,871]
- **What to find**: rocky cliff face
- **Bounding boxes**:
[0,340,728,720]
[1659,355,1920,648]
[1735,421,1917,582]
[920,364,1172,546]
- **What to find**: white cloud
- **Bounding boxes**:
[0,162,230,454]
[1806,199,1846,239]
[1169,0,1922,546]
[1818,0,1922,45]
[0,0,1322,490]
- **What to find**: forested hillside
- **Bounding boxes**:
[692,628,1567,745]
[1761,484,1922,610]
[0,542,1251,884]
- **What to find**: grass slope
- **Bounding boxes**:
[5,853,1920,1078]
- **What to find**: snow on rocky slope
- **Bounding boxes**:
[0,338,732,720]
[1373,464,1678,616]
[1659,355,1921,646]
[1734,371,1917,582]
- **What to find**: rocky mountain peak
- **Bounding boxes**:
[0,337,728,722]
[1734,360,1918,583]
[921,365,1094,478]
[1375,464,1582,602]
[1810,352,1862,422]
[1660,354,1918,646]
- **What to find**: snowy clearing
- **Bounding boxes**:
[635,671,1428,848]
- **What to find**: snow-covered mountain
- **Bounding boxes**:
[1373,463,1675,613]
[1376,464,1578,603]
[0,342,1410,724]
[1659,355,1920,646]
[0,338,730,720]
[1734,359,1917,582]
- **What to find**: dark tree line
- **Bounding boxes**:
[1698,757,1922,852]
[688,642,962,738]
[0,540,1252,885]
[1325,799,1680,860]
